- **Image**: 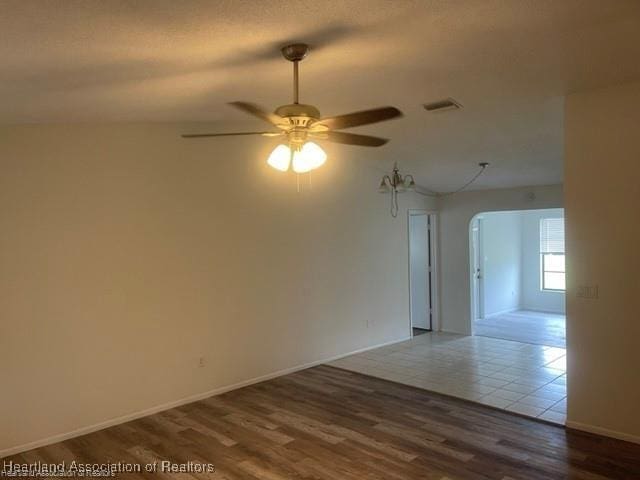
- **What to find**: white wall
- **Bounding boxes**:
[521,209,565,313]
[479,211,522,317]
[565,81,640,443]
[437,185,563,334]
[0,123,432,454]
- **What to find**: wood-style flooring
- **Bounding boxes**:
[5,365,640,479]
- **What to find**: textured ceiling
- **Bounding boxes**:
[2,0,640,190]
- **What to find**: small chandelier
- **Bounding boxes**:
[378,162,416,217]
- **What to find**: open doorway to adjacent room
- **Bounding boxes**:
[469,209,566,348]
[408,210,438,337]
[330,208,567,425]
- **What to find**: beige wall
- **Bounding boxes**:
[0,123,431,454]
[437,185,564,334]
[565,82,640,442]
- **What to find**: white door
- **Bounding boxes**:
[471,218,484,321]
[409,213,432,330]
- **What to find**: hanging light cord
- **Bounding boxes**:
[415,162,489,197]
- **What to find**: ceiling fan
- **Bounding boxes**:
[182,43,403,173]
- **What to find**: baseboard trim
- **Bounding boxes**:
[482,308,519,319]
[520,307,565,315]
[566,420,640,445]
[0,336,410,459]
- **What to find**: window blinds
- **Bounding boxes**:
[540,218,565,253]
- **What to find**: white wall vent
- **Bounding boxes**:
[423,98,463,113]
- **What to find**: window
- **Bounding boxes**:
[540,218,565,291]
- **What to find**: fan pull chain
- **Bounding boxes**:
[295,172,313,193]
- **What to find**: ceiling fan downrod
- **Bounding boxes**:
[281,43,309,105]
[293,60,299,104]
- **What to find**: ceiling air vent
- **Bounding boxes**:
[423,98,462,113]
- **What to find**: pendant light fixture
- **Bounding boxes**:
[378,162,490,218]
[378,162,416,217]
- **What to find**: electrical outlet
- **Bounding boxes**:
[366,319,372,328]
[198,356,205,368]
[577,285,598,299]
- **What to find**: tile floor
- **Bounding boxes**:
[327,332,567,424]
[475,310,566,348]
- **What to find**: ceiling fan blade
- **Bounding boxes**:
[182,131,282,138]
[313,106,402,130]
[314,131,389,147]
[229,101,283,126]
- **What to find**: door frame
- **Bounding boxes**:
[469,216,484,334]
[471,216,484,324]
[407,209,440,337]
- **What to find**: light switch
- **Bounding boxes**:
[577,285,598,299]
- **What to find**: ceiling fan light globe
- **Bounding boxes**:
[292,156,311,173]
[267,144,291,172]
[303,142,327,169]
[292,142,327,173]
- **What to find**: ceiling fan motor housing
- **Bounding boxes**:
[275,104,321,125]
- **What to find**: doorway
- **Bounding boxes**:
[468,209,566,347]
[408,211,437,336]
